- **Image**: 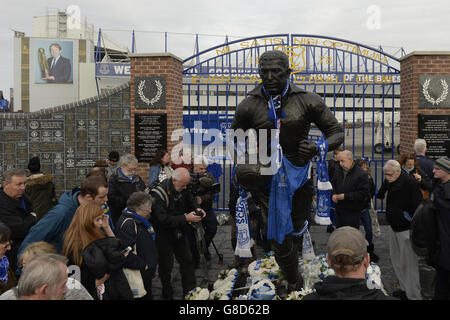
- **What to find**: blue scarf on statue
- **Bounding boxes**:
[314,138,333,225]
[124,207,155,241]
[262,78,311,244]
[0,255,9,284]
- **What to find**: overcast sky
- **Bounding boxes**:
[1,0,450,100]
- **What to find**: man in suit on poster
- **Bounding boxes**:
[42,43,71,83]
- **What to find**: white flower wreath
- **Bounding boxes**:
[422,78,448,106]
[137,79,163,106]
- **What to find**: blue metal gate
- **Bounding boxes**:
[182,34,401,212]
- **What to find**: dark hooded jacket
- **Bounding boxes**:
[331,163,371,216]
[80,237,133,300]
[107,171,146,224]
[302,276,397,300]
[25,173,57,221]
[0,189,35,243]
[377,172,423,232]
[115,212,158,296]
[18,189,80,257]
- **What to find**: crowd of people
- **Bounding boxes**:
[322,138,450,300]
[0,136,448,300]
[0,149,220,300]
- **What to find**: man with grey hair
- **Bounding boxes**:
[414,138,435,182]
[331,150,370,230]
[377,159,423,300]
[0,168,37,271]
[107,153,146,225]
[17,253,68,300]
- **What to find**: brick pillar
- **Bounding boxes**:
[399,52,450,156]
[129,53,183,183]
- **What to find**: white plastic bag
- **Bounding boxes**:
[302,229,315,261]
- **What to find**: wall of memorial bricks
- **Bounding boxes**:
[399,52,450,159]
[0,82,131,196]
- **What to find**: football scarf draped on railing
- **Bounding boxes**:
[314,138,333,225]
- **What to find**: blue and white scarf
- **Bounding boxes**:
[103,203,115,231]
[261,79,290,175]
[0,255,9,284]
[118,167,133,182]
[124,207,155,240]
[314,138,333,225]
[234,187,254,258]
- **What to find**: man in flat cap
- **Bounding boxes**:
[303,227,396,300]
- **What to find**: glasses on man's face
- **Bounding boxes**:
[127,166,138,172]
[384,172,394,177]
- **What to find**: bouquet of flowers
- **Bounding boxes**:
[248,252,282,280]
[210,268,238,300]
[184,287,210,300]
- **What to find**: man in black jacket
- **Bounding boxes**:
[303,226,396,300]
[107,154,146,225]
[377,159,423,300]
[331,150,370,230]
[150,168,206,299]
[0,168,37,271]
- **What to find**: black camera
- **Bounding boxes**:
[189,173,221,196]
[194,209,203,217]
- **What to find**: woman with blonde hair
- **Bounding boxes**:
[62,202,132,300]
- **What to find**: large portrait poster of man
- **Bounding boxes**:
[34,40,73,84]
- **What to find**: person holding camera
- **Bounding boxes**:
[186,157,220,268]
[150,168,206,300]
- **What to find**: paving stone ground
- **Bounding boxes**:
[152,213,401,300]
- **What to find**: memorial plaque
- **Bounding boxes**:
[99,109,109,119]
[4,120,15,130]
[419,75,450,109]
[135,76,166,109]
[4,143,15,154]
[88,107,98,119]
[418,114,450,160]
[110,109,121,120]
[99,131,109,145]
[135,113,167,162]
[16,119,27,130]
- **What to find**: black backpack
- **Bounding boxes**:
[410,194,439,265]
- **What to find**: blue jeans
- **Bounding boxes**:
[360,208,373,245]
